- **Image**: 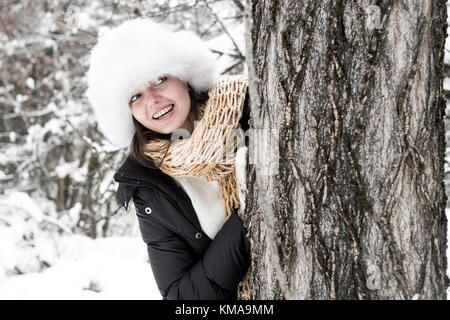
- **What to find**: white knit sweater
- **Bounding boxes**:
[175,176,226,240]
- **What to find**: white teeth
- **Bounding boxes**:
[153,105,174,119]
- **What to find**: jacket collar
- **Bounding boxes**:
[114,156,174,194]
[114,156,202,230]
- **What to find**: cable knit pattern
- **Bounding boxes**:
[175,177,226,240]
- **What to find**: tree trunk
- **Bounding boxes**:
[240,0,448,300]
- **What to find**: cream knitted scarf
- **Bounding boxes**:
[144,75,249,219]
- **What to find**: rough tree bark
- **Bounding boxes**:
[240,0,448,300]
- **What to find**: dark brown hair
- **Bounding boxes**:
[129,84,209,169]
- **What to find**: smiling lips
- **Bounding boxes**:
[152,104,174,120]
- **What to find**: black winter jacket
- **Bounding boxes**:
[113,91,251,300]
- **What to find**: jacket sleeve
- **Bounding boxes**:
[133,186,251,300]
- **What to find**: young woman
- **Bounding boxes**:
[87,18,251,300]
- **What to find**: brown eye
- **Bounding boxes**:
[155,76,166,86]
[130,93,141,104]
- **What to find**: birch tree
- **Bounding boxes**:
[241,0,448,300]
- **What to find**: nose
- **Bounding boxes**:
[143,88,162,107]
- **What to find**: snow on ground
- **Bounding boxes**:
[0,235,162,300]
[0,190,163,300]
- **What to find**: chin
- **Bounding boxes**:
[157,126,176,135]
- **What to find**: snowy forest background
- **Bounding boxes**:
[0,0,449,299]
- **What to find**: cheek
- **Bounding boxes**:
[179,92,191,114]
[131,105,147,124]
[130,107,140,120]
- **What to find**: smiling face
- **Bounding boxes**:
[129,75,192,135]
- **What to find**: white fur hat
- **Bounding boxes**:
[86,18,219,148]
